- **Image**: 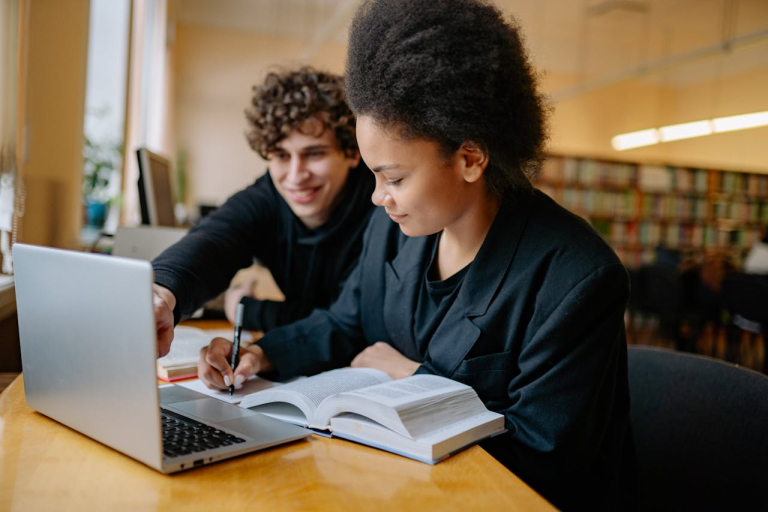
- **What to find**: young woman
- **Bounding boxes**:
[152,67,374,357]
[200,1,635,509]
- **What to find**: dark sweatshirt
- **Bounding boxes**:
[152,163,375,331]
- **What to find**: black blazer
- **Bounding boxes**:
[260,189,635,510]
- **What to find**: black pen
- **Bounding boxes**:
[229,302,244,396]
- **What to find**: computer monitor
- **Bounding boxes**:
[113,226,188,261]
[136,148,176,227]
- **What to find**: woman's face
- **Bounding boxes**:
[356,115,478,238]
[268,118,360,229]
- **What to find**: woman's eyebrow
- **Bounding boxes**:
[372,163,401,173]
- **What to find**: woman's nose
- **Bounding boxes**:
[371,183,393,206]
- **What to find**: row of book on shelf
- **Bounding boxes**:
[614,248,663,270]
[540,156,768,197]
[537,185,768,225]
[592,219,764,250]
[537,155,768,269]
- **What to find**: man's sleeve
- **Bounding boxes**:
[152,182,273,322]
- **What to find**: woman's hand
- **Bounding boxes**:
[198,338,274,390]
[350,342,420,380]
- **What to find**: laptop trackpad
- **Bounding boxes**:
[169,398,253,422]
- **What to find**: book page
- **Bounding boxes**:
[314,375,488,439]
[345,374,468,408]
[157,326,212,368]
[239,368,391,426]
[176,375,277,404]
[244,402,311,427]
[261,368,391,408]
[157,326,254,369]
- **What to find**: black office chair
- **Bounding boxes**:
[628,346,768,511]
[625,268,648,344]
[638,265,703,352]
[722,272,768,372]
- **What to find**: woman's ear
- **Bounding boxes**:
[459,141,489,183]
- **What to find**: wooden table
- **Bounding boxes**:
[0,323,555,511]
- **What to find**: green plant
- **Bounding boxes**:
[82,136,122,203]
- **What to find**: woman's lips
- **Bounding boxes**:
[387,211,407,222]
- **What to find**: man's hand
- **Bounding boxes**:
[224,278,257,324]
[198,338,274,390]
[153,284,177,357]
[350,342,420,380]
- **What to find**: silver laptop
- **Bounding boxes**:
[12,243,310,473]
[113,225,188,261]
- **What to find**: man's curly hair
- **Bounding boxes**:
[245,67,358,159]
[345,0,548,198]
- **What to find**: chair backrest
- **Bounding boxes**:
[722,272,768,325]
[628,346,768,511]
[639,265,684,312]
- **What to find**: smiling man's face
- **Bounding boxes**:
[268,118,360,229]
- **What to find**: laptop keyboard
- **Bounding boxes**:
[161,408,246,458]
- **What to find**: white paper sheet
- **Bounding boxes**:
[177,375,278,404]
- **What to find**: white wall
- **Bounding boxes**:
[173,23,346,208]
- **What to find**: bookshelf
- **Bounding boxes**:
[535,156,768,269]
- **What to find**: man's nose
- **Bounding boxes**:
[287,157,309,182]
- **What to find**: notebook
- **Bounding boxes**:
[12,243,310,473]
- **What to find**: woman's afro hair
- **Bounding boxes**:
[345,0,548,197]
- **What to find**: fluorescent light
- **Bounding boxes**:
[659,120,712,142]
[611,129,660,151]
[613,110,768,151]
[712,111,768,133]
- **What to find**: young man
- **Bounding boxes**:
[152,67,374,359]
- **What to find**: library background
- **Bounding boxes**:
[535,155,768,371]
[1,0,768,383]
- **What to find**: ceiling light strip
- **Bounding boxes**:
[612,111,768,151]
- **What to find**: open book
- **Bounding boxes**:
[239,368,505,464]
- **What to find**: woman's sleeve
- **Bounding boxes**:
[239,296,316,332]
[254,215,382,379]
